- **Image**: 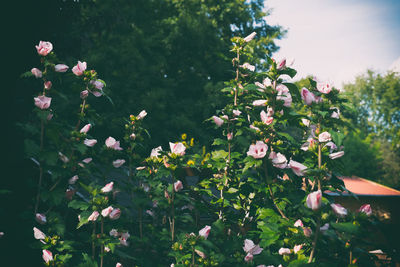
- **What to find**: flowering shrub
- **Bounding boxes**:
[23,35,379,266]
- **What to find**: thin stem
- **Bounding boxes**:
[192,246,195,266]
[92,222,96,260]
[34,119,45,215]
[74,98,87,131]
[170,172,175,242]
[308,216,321,263]
[234,49,240,106]
[263,162,288,220]
[349,250,353,265]
[309,131,323,263]
[100,218,104,267]
[317,143,322,190]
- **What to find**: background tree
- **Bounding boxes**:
[342,70,400,189]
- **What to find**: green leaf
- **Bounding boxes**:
[279,67,297,78]
[212,138,226,146]
[227,188,238,193]
[68,200,90,211]
[211,150,229,160]
[78,253,98,267]
[276,131,296,143]
[331,222,359,234]
[283,82,301,100]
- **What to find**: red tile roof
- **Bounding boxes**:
[340,176,400,196]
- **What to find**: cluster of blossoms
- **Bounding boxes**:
[31,41,106,114]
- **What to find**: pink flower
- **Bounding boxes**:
[80,90,89,99]
[88,211,100,221]
[195,249,206,259]
[241,63,255,72]
[293,244,303,254]
[269,152,287,169]
[318,132,331,142]
[169,142,186,156]
[116,263,122,267]
[247,141,268,159]
[244,32,256,42]
[227,132,233,140]
[243,239,263,262]
[82,157,92,164]
[42,250,53,263]
[174,180,183,192]
[150,146,162,158]
[330,107,340,119]
[252,99,267,106]
[90,80,104,90]
[80,124,91,134]
[84,138,97,147]
[329,151,344,159]
[109,208,121,220]
[105,137,123,150]
[199,225,211,239]
[31,68,42,78]
[276,84,292,107]
[113,159,125,168]
[212,116,224,127]
[44,81,52,90]
[101,182,114,193]
[101,206,113,217]
[33,227,46,240]
[301,118,310,127]
[288,160,307,176]
[35,213,47,224]
[306,190,322,210]
[68,175,79,184]
[104,246,110,252]
[358,204,372,216]
[137,110,147,120]
[260,110,273,125]
[277,58,286,70]
[325,141,337,151]
[130,133,136,139]
[317,81,332,94]
[250,124,260,131]
[36,41,53,56]
[294,219,304,227]
[278,247,291,255]
[54,64,69,72]
[301,88,316,105]
[109,229,118,237]
[244,253,253,262]
[34,95,51,109]
[72,61,87,76]
[331,203,348,217]
[233,109,241,116]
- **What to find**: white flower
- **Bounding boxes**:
[137,110,147,120]
[243,32,256,42]
[33,227,46,240]
[84,138,97,147]
[113,159,126,168]
[318,132,331,143]
[241,63,255,72]
[150,146,162,158]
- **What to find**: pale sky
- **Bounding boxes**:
[265,0,400,87]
